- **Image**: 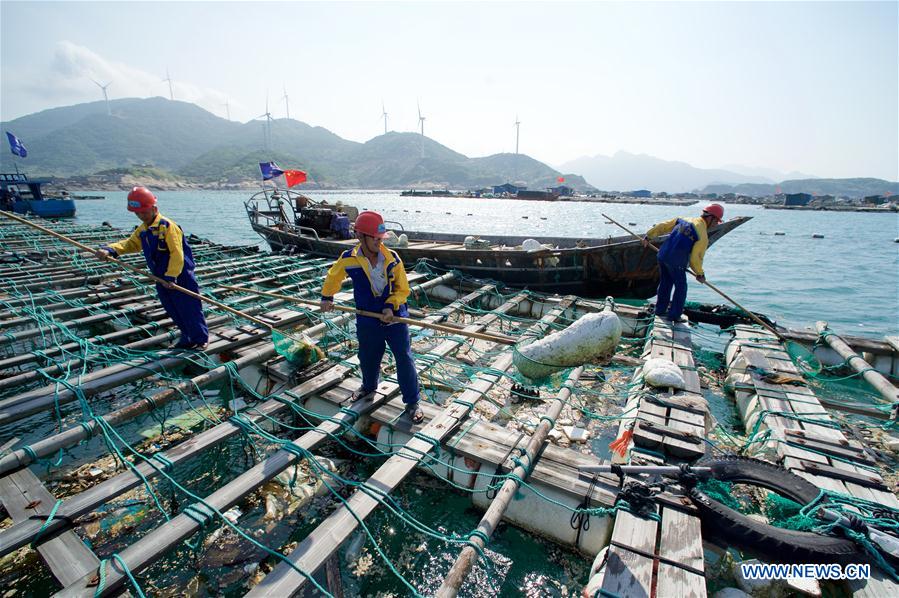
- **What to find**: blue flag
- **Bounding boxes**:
[259,161,283,180]
[6,132,27,158]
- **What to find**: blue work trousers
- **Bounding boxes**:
[655,260,689,320]
[156,271,208,346]
[356,319,420,405]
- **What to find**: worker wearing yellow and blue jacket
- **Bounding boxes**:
[643,203,723,322]
[319,211,422,423]
[97,187,208,349]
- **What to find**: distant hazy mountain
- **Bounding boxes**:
[702,178,899,198]
[560,151,782,192]
[0,98,590,191]
[718,163,816,181]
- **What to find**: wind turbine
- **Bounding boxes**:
[256,93,274,150]
[381,101,388,135]
[417,101,426,158]
[514,115,521,155]
[163,69,174,100]
[282,85,290,120]
[223,100,231,121]
[91,78,112,115]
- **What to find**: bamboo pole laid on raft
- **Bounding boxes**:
[0,210,311,346]
[816,321,899,409]
[436,366,585,597]
[219,283,519,346]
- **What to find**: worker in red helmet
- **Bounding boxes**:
[643,203,724,323]
[319,210,422,422]
[95,187,208,350]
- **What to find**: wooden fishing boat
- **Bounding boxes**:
[245,189,750,298]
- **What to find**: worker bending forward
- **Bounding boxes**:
[320,211,423,423]
[97,186,209,350]
[643,203,723,323]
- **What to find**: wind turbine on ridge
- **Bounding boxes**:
[256,93,274,151]
[90,78,112,115]
[223,100,231,121]
[417,101,426,158]
[381,101,388,135]
[514,115,521,155]
[283,85,290,120]
[163,69,174,100]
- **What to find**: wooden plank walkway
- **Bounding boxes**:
[725,324,899,597]
[0,467,99,587]
[601,316,708,598]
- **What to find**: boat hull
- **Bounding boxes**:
[12,199,76,218]
[250,216,750,299]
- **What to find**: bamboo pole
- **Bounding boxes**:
[816,321,899,408]
[219,284,519,345]
[436,366,584,596]
[601,212,788,341]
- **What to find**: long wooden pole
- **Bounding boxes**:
[436,367,584,597]
[602,212,787,341]
[816,321,899,408]
[0,210,303,341]
[219,283,519,345]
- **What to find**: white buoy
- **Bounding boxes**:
[521,238,543,252]
[514,310,622,380]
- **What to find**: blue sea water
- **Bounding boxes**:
[73,190,899,338]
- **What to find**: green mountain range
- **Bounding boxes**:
[701,178,899,198]
[1,97,592,191]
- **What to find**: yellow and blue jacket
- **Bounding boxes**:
[102,213,195,282]
[320,243,411,318]
[646,216,709,275]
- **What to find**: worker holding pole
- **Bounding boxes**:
[319,210,423,423]
[643,203,723,323]
[96,186,209,350]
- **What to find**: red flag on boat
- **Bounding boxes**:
[557,176,565,183]
[284,170,307,187]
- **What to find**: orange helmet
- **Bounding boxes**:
[354,211,387,238]
[126,187,157,212]
[702,203,724,222]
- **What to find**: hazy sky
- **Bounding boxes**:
[1,1,896,180]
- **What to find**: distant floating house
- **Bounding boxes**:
[549,185,574,196]
[784,193,813,206]
[493,183,524,195]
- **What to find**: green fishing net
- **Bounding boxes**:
[272,329,325,366]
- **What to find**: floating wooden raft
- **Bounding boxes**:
[594,316,709,598]
[725,324,899,597]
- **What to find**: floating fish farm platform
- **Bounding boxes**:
[0,216,896,597]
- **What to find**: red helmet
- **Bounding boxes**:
[126,187,157,212]
[354,211,387,238]
[702,203,724,222]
